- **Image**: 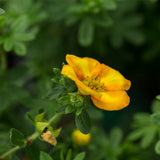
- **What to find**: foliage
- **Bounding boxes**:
[1,0,160,159]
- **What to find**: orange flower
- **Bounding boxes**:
[61,54,131,111]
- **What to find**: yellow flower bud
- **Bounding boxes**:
[72,129,91,146]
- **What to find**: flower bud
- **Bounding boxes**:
[72,129,91,146]
[70,94,84,107]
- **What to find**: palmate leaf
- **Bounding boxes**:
[129,112,158,149]
[109,1,144,47]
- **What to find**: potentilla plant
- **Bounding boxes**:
[0,54,131,160]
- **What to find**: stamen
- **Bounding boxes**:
[81,78,105,92]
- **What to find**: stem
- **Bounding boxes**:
[0,146,20,160]
[48,113,61,124]
[27,131,39,141]
[0,113,62,160]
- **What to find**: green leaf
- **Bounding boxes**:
[10,128,25,146]
[0,8,5,15]
[128,129,144,141]
[152,100,160,113]
[35,122,48,133]
[4,37,14,51]
[65,105,75,114]
[0,83,29,112]
[26,112,35,124]
[14,33,35,42]
[40,151,53,160]
[75,110,91,134]
[155,140,160,155]
[151,112,160,126]
[53,68,61,76]
[76,107,84,116]
[35,112,45,122]
[133,113,151,125]
[85,103,103,120]
[68,4,84,15]
[0,132,11,154]
[0,16,6,29]
[125,30,145,45]
[110,127,123,148]
[66,149,72,160]
[51,128,61,138]
[63,76,77,92]
[78,18,94,46]
[25,143,40,160]
[73,152,86,160]
[94,15,113,27]
[11,155,21,160]
[156,95,160,101]
[48,83,64,100]
[11,15,29,32]
[140,126,157,148]
[103,0,117,10]
[14,42,26,56]
[59,96,70,106]
[57,105,66,114]
[60,150,64,160]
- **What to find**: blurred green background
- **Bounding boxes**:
[0,0,160,159]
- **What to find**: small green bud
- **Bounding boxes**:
[70,94,84,107]
[53,68,61,76]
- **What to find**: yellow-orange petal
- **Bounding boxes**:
[91,91,130,111]
[61,64,79,81]
[66,54,102,80]
[61,64,98,96]
[97,64,131,91]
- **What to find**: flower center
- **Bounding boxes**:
[81,78,105,92]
